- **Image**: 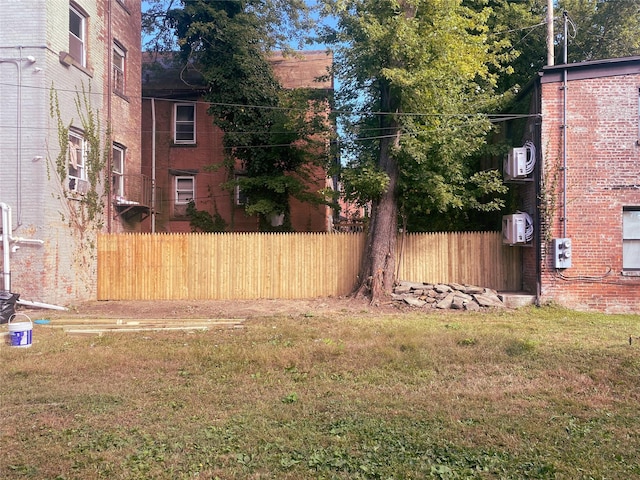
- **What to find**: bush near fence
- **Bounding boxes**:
[97,232,521,300]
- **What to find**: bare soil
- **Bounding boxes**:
[22,296,410,321]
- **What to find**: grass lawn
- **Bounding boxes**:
[2,305,640,479]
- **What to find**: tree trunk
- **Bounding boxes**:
[354,99,401,303]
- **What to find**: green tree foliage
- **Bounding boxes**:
[558,0,640,62]
[186,200,228,232]
[485,0,640,95]
[319,0,511,299]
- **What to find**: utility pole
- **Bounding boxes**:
[547,0,554,66]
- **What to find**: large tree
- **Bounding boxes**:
[319,0,511,300]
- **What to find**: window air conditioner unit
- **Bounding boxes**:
[504,141,536,181]
[502,212,533,245]
[69,178,89,195]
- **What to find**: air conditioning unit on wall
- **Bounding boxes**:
[504,141,536,181]
[69,178,89,195]
[502,212,534,245]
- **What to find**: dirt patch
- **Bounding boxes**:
[20,296,411,321]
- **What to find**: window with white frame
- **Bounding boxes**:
[69,4,87,67]
[175,176,195,204]
[68,131,88,193]
[113,43,125,95]
[112,144,125,199]
[623,207,640,270]
[174,104,196,144]
[174,175,194,217]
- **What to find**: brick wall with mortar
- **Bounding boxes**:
[108,0,143,233]
[529,60,640,312]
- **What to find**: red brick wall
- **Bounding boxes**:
[536,71,640,312]
[101,0,143,232]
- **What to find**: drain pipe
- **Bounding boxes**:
[1,203,11,291]
[151,98,157,233]
[1,202,45,292]
[562,11,569,238]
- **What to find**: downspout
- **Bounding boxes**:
[0,47,42,227]
[1,203,12,291]
[562,11,568,238]
[17,48,23,226]
[535,79,543,303]
[151,98,156,233]
[107,0,113,232]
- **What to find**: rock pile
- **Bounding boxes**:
[392,281,506,311]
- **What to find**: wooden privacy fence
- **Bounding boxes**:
[97,232,521,300]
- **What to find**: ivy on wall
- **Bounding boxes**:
[48,83,109,291]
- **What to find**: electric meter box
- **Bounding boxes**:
[552,238,572,269]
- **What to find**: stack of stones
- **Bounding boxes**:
[392,281,506,310]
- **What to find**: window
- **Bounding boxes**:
[174,104,196,144]
[68,131,88,193]
[623,208,640,270]
[69,5,86,67]
[112,144,125,198]
[175,176,194,204]
[113,43,125,95]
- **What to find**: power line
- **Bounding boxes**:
[0,80,537,121]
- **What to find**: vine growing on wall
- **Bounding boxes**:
[48,83,109,289]
[538,141,561,244]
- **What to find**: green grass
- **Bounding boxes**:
[2,305,640,479]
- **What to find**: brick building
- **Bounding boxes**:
[507,56,640,312]
[0,0,142,305]
[140,50,336,233]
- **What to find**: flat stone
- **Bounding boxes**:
[449,283,466,292]
[394,286,413,294]
[453,292,473,302]
[464,301,481,311]
[391,293,407,301]
[473,293,505,308]
[434,284,453,294]
[463,285,484,294]
[420,296,437,303]
[436,292,456,309]
[451,297,465,309]
[404,296,427,307]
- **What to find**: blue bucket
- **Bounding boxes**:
[8,313,32,348]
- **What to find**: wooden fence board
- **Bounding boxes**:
[97,232,520,300]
